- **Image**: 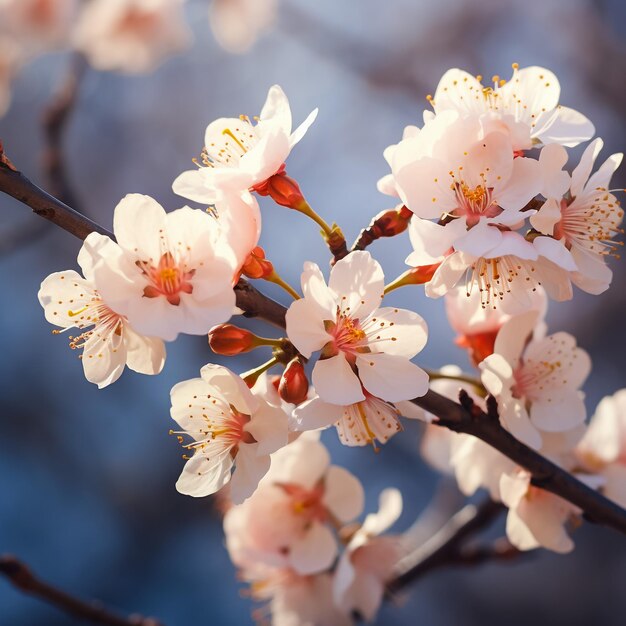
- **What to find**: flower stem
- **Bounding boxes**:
[424,368,486,394]
[241,356,280,387]
[295,199,334,237]
[265,269,301,300]
[384,264,440,295]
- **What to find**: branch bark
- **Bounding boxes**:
[389,499,509,592]
[42,53,87,209]
[2,159,626,539]
[0,555,163,626]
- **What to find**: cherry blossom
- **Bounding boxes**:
[531,138,624,295]
[0,0,76,58]
[430,64,594,150]
[209,0,277,54]
[224,435,364,574]
[170,363,288,504]
[286,251,429,405]
[480,310,591,449]
[72,0,191,74]
[292,391,420,448]
[333,488,403,622]
[86,194,239,341]
[500,470,580,553]
[38,233,165,388]
[266,571,352,626]
[173,85,317,205]
[576,389,626,508]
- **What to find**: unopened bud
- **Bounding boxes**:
[278,358,309,405]
[209,324,259,356]
[256,171,305,210]
[384,262,440,294]
[241,246,274,279]
[353,205,413,251]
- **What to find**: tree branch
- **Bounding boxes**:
[0,161,112,240]
[0,555,163,626]
[42,53,87,209]
[389,499,507,592]
[2,160,626,538]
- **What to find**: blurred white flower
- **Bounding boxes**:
[38,233,165,388]
[173,85,317,204]
[170,363,288,503]
[224,436,364,575]
[72,0,191,74]
[430,64,595,150]
[209,0,277,54]
[0,0,76,58]
[333,488,403,622]
[576,389,626,508]
[286,251,429,405]
[87,194,239,341]
[481,310,591,449]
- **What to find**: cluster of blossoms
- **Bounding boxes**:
[0,0,277,116]
[36,65,626,624]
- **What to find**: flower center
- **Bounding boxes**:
[137,252,195,306]
[277,481,328,523]
[54,298,124,356]
[172,406,255,459]
[453,179,500,226]
[559,194,624,258]
[466,255,541,309]
[512,359,562,401]
[323,312,368,358]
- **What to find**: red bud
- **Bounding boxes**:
[241,246,274,279]
[278,358,309,405]
[209,324,258,356]
[255,171,305,210]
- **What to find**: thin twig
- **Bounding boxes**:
[389,499,506,592]
[0,555,163,626]
[41,53,87,210]
[2,161,626,538]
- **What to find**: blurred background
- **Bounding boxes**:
[1,0,626,624]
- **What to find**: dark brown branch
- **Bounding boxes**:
[0,161,113,240]
[2,160,626,538]
[234,278,287,329]
[42,53,87,209]
[412,389,626,534]
[389,499,506,591]
[0,555,163,626]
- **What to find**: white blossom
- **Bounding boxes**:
[38,234,165,388]
[173,85,317,204]
[430,64,594,150]
[480,310,591,449]
[170,363,288,504]
[72,0,191,74]
[209,0,277,54]
[333,488,403,622]
[87,194,239,341]
[286,251,429,405]
[531,138,623,295]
